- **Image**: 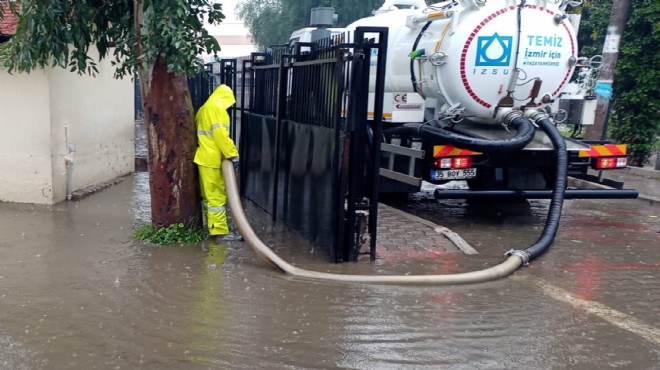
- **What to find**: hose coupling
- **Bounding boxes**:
[496,108,523,126]
[524,109,551,123]
[505,249,531,266]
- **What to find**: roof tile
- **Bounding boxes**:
[0,3,18,37]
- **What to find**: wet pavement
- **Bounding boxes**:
[1,170,659,369]
[3,120,660,368]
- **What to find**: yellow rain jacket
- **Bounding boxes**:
[194,84,239,236]
[194,84,239,168]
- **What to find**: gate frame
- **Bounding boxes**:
[238,27,389,262]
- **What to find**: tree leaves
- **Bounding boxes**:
[610,0,660,166]
[574,0,613,57]
[1,0,224,78]
[236,0,383,50]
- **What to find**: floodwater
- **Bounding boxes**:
[1,174,659,369]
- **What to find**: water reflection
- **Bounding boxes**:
[186,242,230,366]
[132,172,152,225]
[0,175,658,368]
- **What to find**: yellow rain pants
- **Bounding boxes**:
[198,166,229,235]
[194,84,239,236]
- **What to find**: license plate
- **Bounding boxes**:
[431,168,477,181]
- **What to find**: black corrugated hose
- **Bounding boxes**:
[387,116,536,153]
[522,114,568,260]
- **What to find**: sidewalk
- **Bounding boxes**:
[569,166,660,203]
[369,203,477,261]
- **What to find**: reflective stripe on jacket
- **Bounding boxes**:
[193,84,239,168]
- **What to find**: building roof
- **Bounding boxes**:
[0,3,18,38]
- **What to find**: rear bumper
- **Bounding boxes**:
[434,188,639,200]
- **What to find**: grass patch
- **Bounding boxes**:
[135,223,204,245]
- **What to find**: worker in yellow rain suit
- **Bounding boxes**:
[194,84,241,241]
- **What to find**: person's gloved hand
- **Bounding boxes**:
[230,156,240,169]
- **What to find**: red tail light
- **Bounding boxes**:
[434,156,472,169]
[593,157,628,169]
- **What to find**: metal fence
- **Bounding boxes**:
[239,27,388,262]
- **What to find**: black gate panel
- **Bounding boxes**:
[242,113,278,212]
[276,120,339,259]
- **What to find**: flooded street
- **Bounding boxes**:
[1,174,659,369]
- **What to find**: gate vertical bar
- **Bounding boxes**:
[272,58,288,221]
[365,28,388,261]
[239,58,252,196]
[333,49,347,263]
[343,31,369,262]
[220,59,239,139]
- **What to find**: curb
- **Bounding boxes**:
[70,176,128,201]
[616,166,660,181]
[568,177,659,205]
[378,203,479,255]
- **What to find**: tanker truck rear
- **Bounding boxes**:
[291,0,633,198]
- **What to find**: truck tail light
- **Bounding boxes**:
[593,157,628,169]
[434,156,472,169]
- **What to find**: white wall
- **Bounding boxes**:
[0,70,54,204]
[0,55,134,204]
[48,57,134,202]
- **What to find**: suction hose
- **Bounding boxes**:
[520,112,568,260]
[386,116,536,153]
[223,112,567,284]
[222,160,523,285]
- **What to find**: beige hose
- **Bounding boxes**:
[223,160,524,285]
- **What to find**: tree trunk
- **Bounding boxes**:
[141,56,201,228]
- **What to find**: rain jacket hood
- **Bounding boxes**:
[193,84,239,169]
[207,84,236,111]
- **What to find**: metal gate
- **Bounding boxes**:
[239,27,388,262]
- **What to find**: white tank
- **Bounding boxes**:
[346,0,579,122]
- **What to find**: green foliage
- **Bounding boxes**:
[237,0,384,49]
[236,1,290,50]
[1,0,224,78]
[321,0,388,27]
[135,223,204,245]
[610,0,660,166]
[569,0,659,166]
[573,0,613,57]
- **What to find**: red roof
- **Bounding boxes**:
[0,3,18,37]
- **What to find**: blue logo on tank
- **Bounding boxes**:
[475,33,513,67]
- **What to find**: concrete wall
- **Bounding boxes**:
[0,70,54,204]
[0,57,134,204]
[48,58,134,203]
